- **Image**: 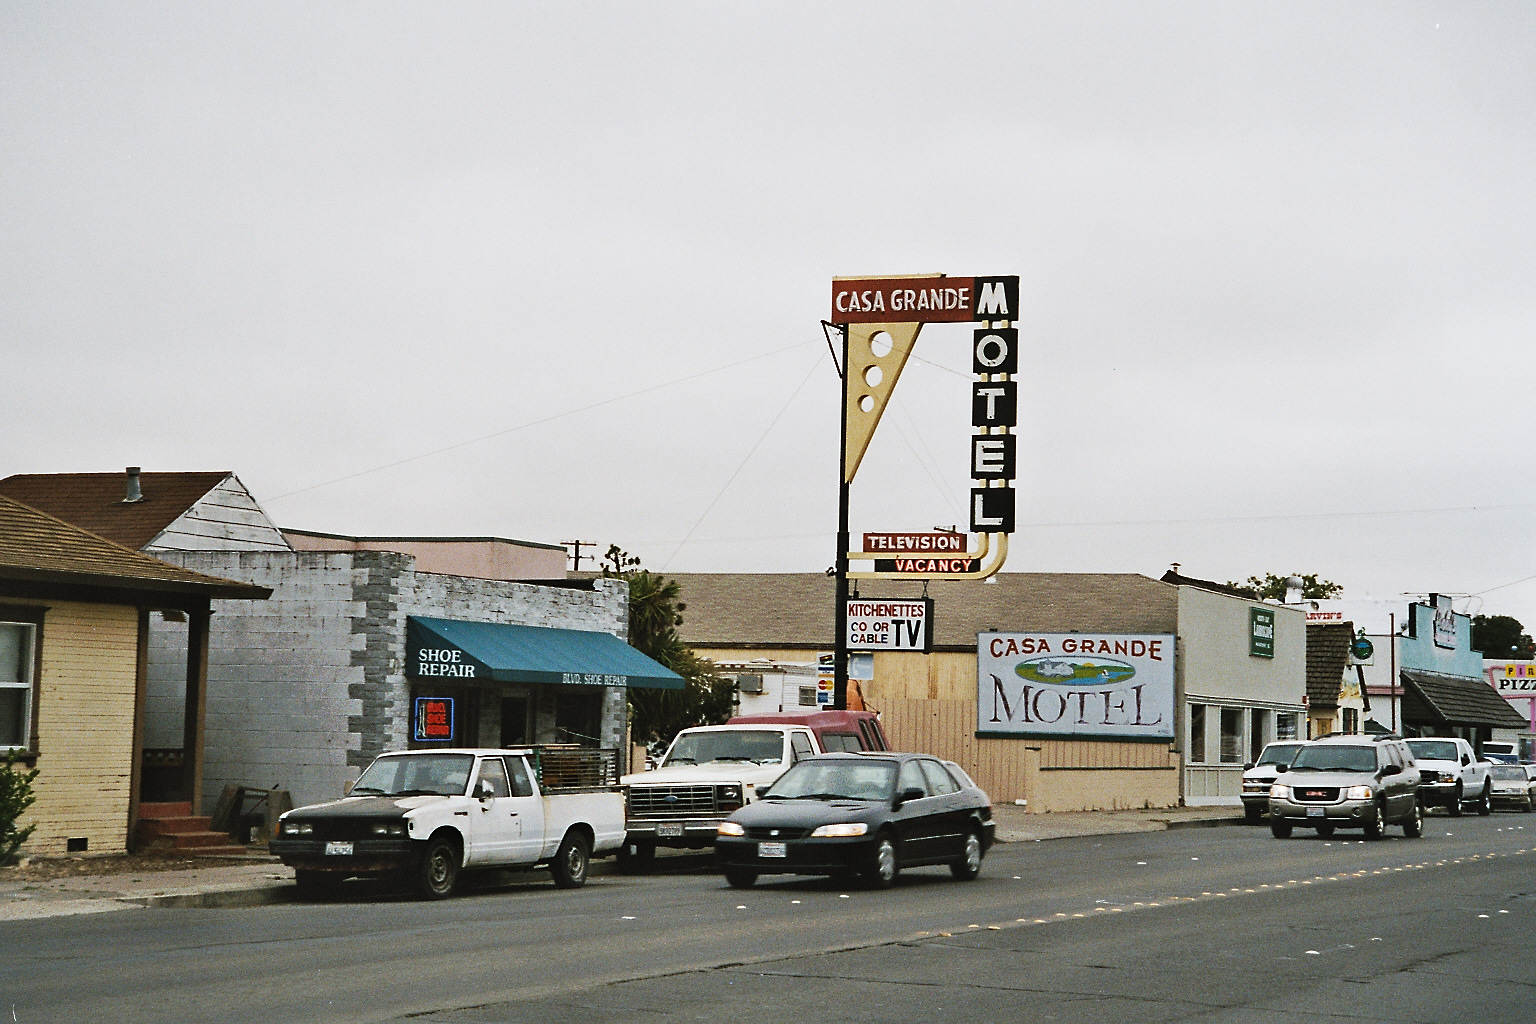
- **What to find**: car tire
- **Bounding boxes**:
[863,833,899,889]
[1449,783,1463,817]
[1315,824,1335,838]
[950,830,984,881]
[1523,797,1533,813]
[1403,799,1423,838]
[416,835,461,900]
[1363,803,1384,840]
[1477,783,1492,817]
[1244,803,1263,824]
[1270,818,1292,839]
[293,869,337,899]
[550,831,590,889]
[724,868,757,889]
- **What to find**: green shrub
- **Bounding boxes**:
[0,752,39,864]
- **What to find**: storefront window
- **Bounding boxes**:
[1220,707,1243,763]
[1189,704,1207,763]
[0,622,35,750]
[1250,709,1268,760]
[1276,713,1298,740]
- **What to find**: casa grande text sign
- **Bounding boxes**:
[977,632,1175,740]
[831,277,1020,324]
[845,598,934,653]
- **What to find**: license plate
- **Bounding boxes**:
[758,841,787,858]
[657,823,684,838]
[324,841,354,856]
[1306,806,1324,818]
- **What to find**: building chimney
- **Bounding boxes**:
[123,467,143,503]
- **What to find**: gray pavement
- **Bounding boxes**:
[0,803,1244,921]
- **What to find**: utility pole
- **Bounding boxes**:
[834,323,851,711]
[563,540,595,572]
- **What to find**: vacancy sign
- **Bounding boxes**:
[846,598,934,653]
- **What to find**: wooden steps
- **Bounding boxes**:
[136,801,250,856]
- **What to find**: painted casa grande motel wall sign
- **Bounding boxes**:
[977,632,1176,741]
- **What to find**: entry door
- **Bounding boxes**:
[467,757,523,866]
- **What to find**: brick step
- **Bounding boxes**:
[137,815,215,838]
[138,801,193,819]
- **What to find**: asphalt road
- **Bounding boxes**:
[4,815,1534,1024]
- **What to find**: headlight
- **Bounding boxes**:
[717,821,745,836]
[1270,785,1290,800]
[716,784,744,810]
[1437,772,1456,784]
[809,822,869,838]
[371,822,408,836]
[279,821,313,836]
[1344,786,1374,801]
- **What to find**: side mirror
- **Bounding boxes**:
[1461,755,1471,766]
[475,779,496,801]
[1380,764,1402,777]
[1275,764,1289,774]
[1244,762,1255,771]
[894,786,925,808]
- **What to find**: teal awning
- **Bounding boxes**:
[406,616,684,690]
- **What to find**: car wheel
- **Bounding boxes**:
[1315,823,1335,838]
[950,830,984,881]
[1244,803,1263,824]
[863,833,899,889]
[1403,799,1423,838]
[550,831,590,889]
[1270,818,1292,839]
[1477,783,1492,816]
[1523,797,1533,814]
[293,869,337,899]
[724,868,757,889]
[1363,803,1383,840]
[1449,783,1463,817]
[416,835,461,899]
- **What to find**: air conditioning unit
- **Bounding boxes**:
[736,674,764,694]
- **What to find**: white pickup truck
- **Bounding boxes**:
[618,710,890,866]
[1405,737,1493,816]
[271,747,626,898]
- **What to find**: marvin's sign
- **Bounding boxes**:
[977,632,1176,740]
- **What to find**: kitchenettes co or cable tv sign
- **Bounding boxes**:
[976,632,1175,741]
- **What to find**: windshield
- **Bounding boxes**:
[663,730,784,766]
[760,760,897,801]
[1256,743,1304,768]
[1289,744,1378,773]
[352,753,475,796]
[1490,765,1527,781]
[1407,740,1459,761]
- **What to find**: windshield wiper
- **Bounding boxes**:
[710,756,755,763]
[350,786,386,795]
[666,756,697,765]
[395,788,450,796]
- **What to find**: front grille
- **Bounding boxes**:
[744,826,811,840]
[292,818,398,841]
[628,785,718,818]
[1294,788,1339,803]
[1420,770,1440,784]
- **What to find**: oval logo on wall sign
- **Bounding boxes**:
[1015,657,1137,687]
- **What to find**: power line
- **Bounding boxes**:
[266,341,817,502]
[660,354,823,571]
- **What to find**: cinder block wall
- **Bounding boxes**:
[149,552,631,809]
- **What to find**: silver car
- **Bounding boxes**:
[1268,735,1422,840]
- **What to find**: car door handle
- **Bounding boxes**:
[508,811,518,817]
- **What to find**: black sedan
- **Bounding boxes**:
[714,751,995,889]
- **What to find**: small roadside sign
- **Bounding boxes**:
[861,532,967,554]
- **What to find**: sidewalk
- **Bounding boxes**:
[0,804,1244,921]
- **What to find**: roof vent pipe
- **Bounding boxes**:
[124,467,143,503]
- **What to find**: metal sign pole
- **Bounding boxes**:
[834,323,851,711]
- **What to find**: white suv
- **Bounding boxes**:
[1241,742,1305,823]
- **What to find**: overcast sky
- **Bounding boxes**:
[4,3,1533,635]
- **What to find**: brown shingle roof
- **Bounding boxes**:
[1400,669,1527,729]
[0,494,269,600]
[1305,622,1353,710]
[669,572,1178,651]
[0,471,229,550]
